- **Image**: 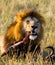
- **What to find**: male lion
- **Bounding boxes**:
[0,8,42,57]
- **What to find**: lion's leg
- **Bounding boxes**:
[0,35,6,56]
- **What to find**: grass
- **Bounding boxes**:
[0,0,55,65]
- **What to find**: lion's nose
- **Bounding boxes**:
[31,26,35,33]
[31,26,38,33]
[31,26,38,29]
[31,26,34,28]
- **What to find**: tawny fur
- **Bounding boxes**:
[0,35,5,54]
[0,8,42,56]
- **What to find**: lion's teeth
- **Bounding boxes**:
[29,35,37,40]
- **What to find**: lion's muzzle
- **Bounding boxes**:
[29,25,38,40]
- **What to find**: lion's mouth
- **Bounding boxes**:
[29,32,38,40]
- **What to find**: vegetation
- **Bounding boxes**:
[0,0,55,65]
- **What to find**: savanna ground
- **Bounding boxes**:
[0,0,55,65]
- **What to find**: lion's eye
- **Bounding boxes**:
[26,20,30,24]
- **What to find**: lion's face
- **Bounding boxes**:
[23,16,41,40]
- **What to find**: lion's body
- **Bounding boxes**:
[0,8,42,57]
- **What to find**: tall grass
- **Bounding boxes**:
[0,0,55,65]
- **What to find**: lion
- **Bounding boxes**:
[0,8,42,57]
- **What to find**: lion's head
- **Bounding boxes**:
[14,8,41,41]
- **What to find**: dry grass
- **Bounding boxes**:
[0,0,55,65]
